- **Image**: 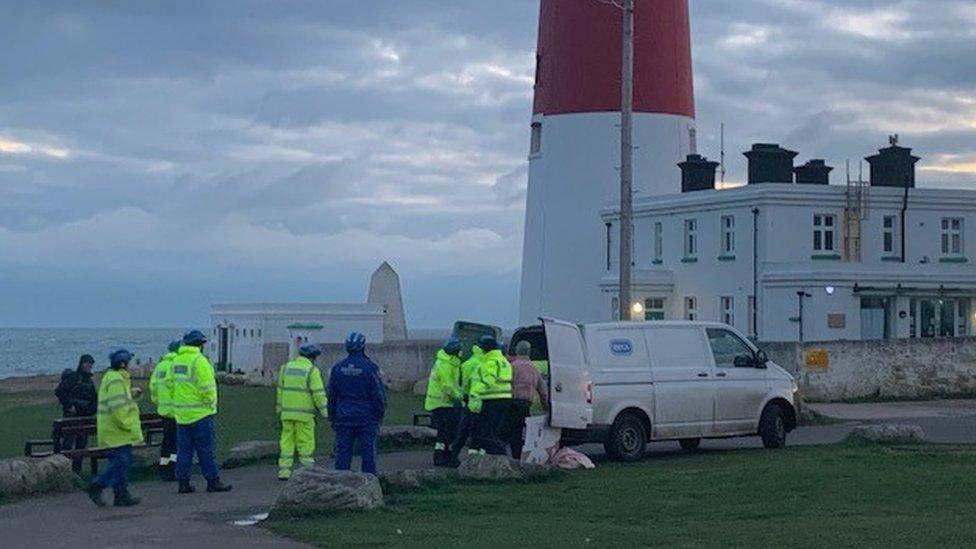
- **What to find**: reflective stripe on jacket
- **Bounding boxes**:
[149,352,177,418]
[424,349,463,411]
[96,368,144,448]
[170,345,218,425]
[470,349,513,404]
[276,356,327,422]
[459,346,484,396]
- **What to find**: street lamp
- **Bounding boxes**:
[631,301,644,320]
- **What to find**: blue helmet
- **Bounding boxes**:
[183,329,208,346]
[299,344,321,359]
[109,348,134,366]
[346,332,366,353]
[444,336,462,355]
[478,334,498,351]
[168,340,182,353]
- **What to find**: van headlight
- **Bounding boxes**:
[791,379,799,394]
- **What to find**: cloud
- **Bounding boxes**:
[1,0,974,326]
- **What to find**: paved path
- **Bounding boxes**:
[4,402,976,549]
[0,451,431,549]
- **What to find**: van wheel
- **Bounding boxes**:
[759,404,787,449]
[605,413,647,462]
[679,438,701,451]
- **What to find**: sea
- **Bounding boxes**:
[0,327,454,379]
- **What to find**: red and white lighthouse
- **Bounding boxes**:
[519,0,696,324]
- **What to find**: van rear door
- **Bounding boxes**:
[452,321,502,361]
[543,318,593,429]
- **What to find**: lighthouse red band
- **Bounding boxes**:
[533,0,695,117]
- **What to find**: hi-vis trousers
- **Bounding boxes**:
[278,419,315,479]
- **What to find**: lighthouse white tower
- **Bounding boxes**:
[518,0,696,325]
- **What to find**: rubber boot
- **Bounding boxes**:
[113,490,141,507]
[87,483,106,507]
[178,481,196,494]
[160,464,175,482]
[206,477,233,493]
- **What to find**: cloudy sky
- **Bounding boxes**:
[2,0,974,328]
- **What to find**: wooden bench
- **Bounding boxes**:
[25,413,165,474]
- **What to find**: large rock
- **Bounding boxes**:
[243,374,276,388]
[382,377,414,393]
[847,423,925,443]
[456,454,553,481]
[270,467,383,517]
[223,440,279,468]
[380,469,452,490]
[130,447,160,470]
[379,425,437,448]
[0,455,75,498]
[218,372,248,386]
[413,377,429,396]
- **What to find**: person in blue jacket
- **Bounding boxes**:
[327,332,387,475]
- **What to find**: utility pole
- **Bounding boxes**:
[618,0,634,321]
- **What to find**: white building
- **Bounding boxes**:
[208,262,408,371]
[208,303,385,371]
[599,143,976,342]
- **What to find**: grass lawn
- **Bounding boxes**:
[0,382,424,460]
[270,444,976,548]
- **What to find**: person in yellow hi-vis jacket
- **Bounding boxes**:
[276,344,328,480]
[171,330,231,494]
[87,348,143,508]
[468,335,513,456]
[149,339,181,481]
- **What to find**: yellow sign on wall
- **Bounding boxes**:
[805,349,829,370]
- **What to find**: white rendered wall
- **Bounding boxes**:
[519,112,695,325]
[602,185,976,342]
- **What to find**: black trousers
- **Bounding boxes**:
[159,417,178,480]
[506,399,533,459]
[450,409,475,455]
[61,434,89,474]
[473,399,512,456]
[431,407,461,465]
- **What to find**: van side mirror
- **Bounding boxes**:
[733,355,753,368]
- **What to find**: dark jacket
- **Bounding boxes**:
[55,368,98,417]
[327,351,387,427]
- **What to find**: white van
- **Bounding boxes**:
[536,318,799,461]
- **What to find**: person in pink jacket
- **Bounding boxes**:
[506,340,549,458]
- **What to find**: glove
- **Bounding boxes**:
[131,387,143,399]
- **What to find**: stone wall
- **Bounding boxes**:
[263,339,441,389]
[760,337,976,401]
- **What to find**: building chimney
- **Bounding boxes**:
[794,159,833,185]
[744,143,798,184]
[866,135,919,188]
[678,154,719,192]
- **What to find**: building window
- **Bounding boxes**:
[684,219,698,258]
[720,296,734,326]
[684,297,698,321]
[529,122,542,157]
[813,214,836,252]
[235,328,239,337]
[645,298,666,321]
[257,329,262,337]
[883,215,898,254]
[942,218,964,257]
[721,215,735,255]
[654,222,663,263]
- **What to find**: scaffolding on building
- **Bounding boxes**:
[844,160,869,262]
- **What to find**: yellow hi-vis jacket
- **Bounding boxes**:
[170,345,218,425]
[149,351,177,418]
[276,356,327,422]
[468,349,513,413]
[459,346,484,397]
[424,349,463,411]
[96,368,144,448]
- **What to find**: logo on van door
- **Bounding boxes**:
[609,339,633,356]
